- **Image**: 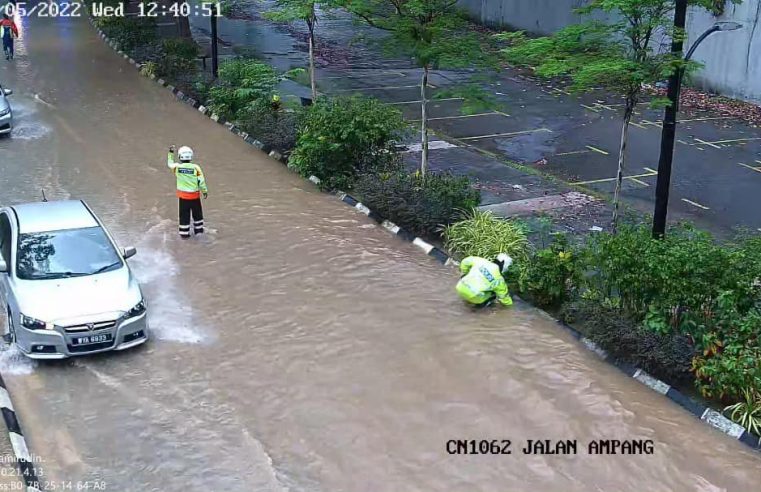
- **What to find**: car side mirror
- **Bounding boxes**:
[0,258,7,273]
[2,89,11,97]
[122,246,137,259]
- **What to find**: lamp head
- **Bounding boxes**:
[714,22,743,32]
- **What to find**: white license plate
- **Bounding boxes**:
[72,333,112,346]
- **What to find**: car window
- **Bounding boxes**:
[0,213,10,262]
[16,226,123,280]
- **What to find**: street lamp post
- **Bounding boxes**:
[651,12,742,239]
[210,13,219,78]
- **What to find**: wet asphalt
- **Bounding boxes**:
[190,4,761,236]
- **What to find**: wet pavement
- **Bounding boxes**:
[198,3,761,236]
[1,12,761,492]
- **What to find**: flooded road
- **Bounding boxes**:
[0,14,760,492]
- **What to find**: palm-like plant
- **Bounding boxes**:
[443,209,530,263]
[724,388,761,439]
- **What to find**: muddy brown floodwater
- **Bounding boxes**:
[0,12,759,492]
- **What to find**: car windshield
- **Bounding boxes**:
[16,227,123,280]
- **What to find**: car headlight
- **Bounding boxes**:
[0,107,9,117]
[126,300,146,318]
[20,315,52,330]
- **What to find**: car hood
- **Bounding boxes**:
[0,98,9,113]
[14,267,142,324]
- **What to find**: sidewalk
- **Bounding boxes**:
[189,3,761,237]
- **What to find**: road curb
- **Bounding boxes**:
[88,18,761,454]
[0,375,40,491]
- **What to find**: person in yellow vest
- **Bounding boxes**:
[456,254,514,307]
[168,145,208,239]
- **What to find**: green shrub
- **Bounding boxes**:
[690,294,761,400]
[354,170,480,238]
[237,99,298,152]
[568,301,696,385]
[289,96,406,190]
[724,389,761,437]
[156,38,200,79]
[140,61,158,78]
[579,224,759,331]
[98,16,157,51]
[443,209,530,264]
[208,59,279,120]
[518,234,578,309]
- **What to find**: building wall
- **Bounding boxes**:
[687,2,761,103]
[459,0,761,104]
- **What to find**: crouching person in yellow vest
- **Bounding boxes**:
[168,145,208,239]
[456,254,514,307]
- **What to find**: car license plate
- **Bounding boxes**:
[72,333,113,346]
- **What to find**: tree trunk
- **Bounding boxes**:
[420,64,429,176]
[307,18,317,102]
[611,96,636,233]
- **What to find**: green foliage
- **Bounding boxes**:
[96,16,157,51]
[579,225,761,332]
[348,0,495,71]
[565,301,696,385]
[219,0,240,17]
[518,234,578,309]
[284,68,309,86]
[355,170,480,238]
[237,99,299,152]
[289,96,407,190]
[433,83,501,115]
[264,0,319,23]
[554,224,761,403]
[443,210,530,264]
[503,1,727,97]
[140,61,158,78]
[208,59,280,120]
[690,293,761,400]
[503,23,666,97]
[156,38,200,79]
[724,389,761,437]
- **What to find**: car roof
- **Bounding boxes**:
[10,200,99,234]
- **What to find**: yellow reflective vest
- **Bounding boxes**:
[168,153,208,199]
[456,256,512,306]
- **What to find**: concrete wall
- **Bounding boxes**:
[457,0,590,34]
[686,2,761,103]
[460,0,761,104]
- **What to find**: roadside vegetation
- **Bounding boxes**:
[444,211,761,437]
[93,0,761,439]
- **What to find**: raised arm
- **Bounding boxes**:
[167,150,179,171]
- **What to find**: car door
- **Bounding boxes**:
[0,211,11,309]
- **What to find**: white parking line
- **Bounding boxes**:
[585,145,609,155]
[333,84,435,92]
[409,112,505,122]
[739,162,761,173]
[459,128,552,141]
[387,97,463,105]
[682,198,710,210]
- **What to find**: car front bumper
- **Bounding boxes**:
[0,111,11,134]
[16,312,149,359]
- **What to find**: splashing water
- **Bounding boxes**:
[129,219,206,344]
[0,344,36,376]
[8,100,50,141]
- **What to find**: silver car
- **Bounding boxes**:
[0,200,149,359]
[0,85,12,136]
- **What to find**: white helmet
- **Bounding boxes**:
[178,146,194,162]
[496,253,513,275]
